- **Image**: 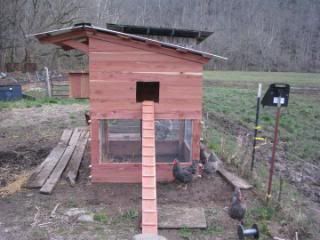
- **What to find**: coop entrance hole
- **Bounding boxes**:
[136,81,159,103]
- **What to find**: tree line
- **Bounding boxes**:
[0,0,319,72]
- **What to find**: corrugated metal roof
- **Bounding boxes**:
[27,24,227,61]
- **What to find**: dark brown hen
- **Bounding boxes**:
[228,187,246,224]
[172,159,193,184]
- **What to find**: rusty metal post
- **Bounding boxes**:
[266,97,281,202]
[251,83,262,171]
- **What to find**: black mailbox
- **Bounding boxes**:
[261,83,290,107]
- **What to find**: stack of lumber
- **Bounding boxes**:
[26,128,89,194]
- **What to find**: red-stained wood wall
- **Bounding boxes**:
[69,72,89,98]
[87,35,207,183]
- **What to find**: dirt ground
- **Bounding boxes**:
[0,104,317,240]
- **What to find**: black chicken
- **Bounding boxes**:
[185,160,198,175]
[172,159,193,185]
[84,111,91,125]
[228,187,246,224]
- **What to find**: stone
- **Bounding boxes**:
[77,214,94,223]
[64,208,87,217]
[132,234,167,240]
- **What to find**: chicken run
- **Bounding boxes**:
[27,23,251,238]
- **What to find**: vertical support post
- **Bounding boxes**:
[251,83,262,171]
[266,97,281,202]
[192,119,201,161]
[178,121,185,159]
[44,67,52,97]
[90,119,99,166]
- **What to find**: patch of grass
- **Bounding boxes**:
[204,85,320,163]
[178,227,193,239]
[93,212,108,224]
[30,228,48,240]
[204,71,320,87]
[121,208,138,220]
[202,225,224,236]
[65,199,78,208]
[0,97,88,110]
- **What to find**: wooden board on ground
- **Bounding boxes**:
[26,129,73,188]
[66,131,89,186]
[158,206,207,229]
[40,128,83,194]
[218,167,253,190]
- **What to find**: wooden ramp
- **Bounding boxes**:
[26,128,88,194]
[141,101,158,235]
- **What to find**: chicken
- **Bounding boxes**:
[84,111,91,125]
[185,160,198,175]
[172,159,193,185]
[228,187,246,224]
[203,153,219,175]
[200,144,208,164]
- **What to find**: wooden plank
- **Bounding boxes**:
[218,167,253,190]
[60,39,89,53]
[90,120,99,166]
[90,34,208,64]
[69,73,89,98]
[90,111,202,120]
[40,128,82,194]
[66,132,89,185]
[90,60,202,73]
[191,120,201,160]
[178,121,185,159]
[60,129,73,144]
[158,206,207,229]
[91,162,186,183]
[90,51,197,63]
[26,129,73,188]
[89,72,202,85]
[39,30,89,44]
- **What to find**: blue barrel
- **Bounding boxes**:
[0,84,22,101]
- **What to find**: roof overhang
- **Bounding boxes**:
[106,23,213,43]
[28,24,227,62]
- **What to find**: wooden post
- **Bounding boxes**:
[266,97,281,203]
[192,120,201,161]
[99,120,106,162]
[44,67,52,97]
[178,121,185,159]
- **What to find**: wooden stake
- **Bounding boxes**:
[44,67,52,97]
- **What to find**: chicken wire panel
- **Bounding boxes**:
[99,119,142,163]
[156,120,192,163]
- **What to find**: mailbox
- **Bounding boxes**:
[261,83,290,107]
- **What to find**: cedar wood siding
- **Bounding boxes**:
[88,37,203,120]
[88,36,203,182]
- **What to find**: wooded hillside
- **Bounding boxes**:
[0,0,319,72]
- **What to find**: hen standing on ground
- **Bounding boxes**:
[172,159,193,189]
[202,153,219,175]
[228,187,246,224]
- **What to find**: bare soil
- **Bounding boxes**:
[1,103,318,240]
[0,104,263,240]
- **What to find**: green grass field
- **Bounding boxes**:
[204,71,320,239]
[203,71,320,163]
[204,71,320,87]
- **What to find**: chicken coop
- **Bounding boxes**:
[31,23,224,183]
